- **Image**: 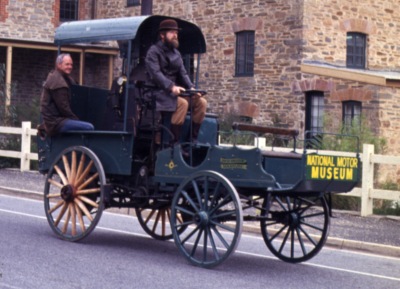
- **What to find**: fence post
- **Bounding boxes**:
[20,121,31,172]
[361,144,374,216]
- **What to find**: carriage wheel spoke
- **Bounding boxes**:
[76,188,101,195]
[53,201,68,227]
[62,155,71,181]
[70,202,77,236]
[70,151,77,184]
[48,200,64,214]
[54,165,68,186]
[152,210,162,234]
[143,209,156,224]
[62,207,71,234]
[78,195,99,208]
[77,172,99,191]
[161,209,166,236]
[76,153,86,183]
[74,198,93,221]
[210,225,229,249]
[47,178,63,189]
[202,228,208,262]
[75,203,86,232]
[182,190,200,212]
[207,227,220,260]
[190,227,204,257]
[278,227,291,254]
[75,160,94,188]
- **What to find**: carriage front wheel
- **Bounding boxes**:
[171,170,243,268]
[44,146,106,242]
[260,193,330,263]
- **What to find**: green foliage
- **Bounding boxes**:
[0,63,18,126]
[316,116,387,153]
[0,135,20,169]
[331,195,361,211]
[373,182,400,216]
[218,109,256,145]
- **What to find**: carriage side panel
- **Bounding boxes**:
[38,132,134,176]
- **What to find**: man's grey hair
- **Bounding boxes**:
[56,53,71,66]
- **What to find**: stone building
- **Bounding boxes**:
[1,0,400,178]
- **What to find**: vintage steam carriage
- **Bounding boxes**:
[38,15,360,268]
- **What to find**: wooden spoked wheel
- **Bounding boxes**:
[136,204,175,241]
[44,146,106,242]
[136,201,189,241]
[171,171,243,268]
[260,194,330,263]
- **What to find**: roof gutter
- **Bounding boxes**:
[301,63,400,88]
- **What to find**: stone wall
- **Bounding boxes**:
[0,0,57,42]
[96,0,141,18]
[303,0,400,70]
[0,0,93,42]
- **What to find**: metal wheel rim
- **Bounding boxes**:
[44,146,105,242]
[171,170,243,268]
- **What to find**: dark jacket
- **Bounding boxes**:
[144,40,193,111]
[40,69,77,136]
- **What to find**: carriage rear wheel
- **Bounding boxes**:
[171,171,243,268]
[44,146,105,242]
[260,194,330,263]
[136,201,187,241]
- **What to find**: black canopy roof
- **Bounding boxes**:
[54,15,206,55]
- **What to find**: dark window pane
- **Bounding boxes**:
[127,0,141,7]
[346,32,366,69]
[305,91,324,136]
[60,0,78,21]
[235,31,255,76]
[342,101,362,128]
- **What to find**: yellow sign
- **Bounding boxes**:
[306,155,358,181]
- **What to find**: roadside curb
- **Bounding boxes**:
[241,222,400,258]
[327,237,400,258]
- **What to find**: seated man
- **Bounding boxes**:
[40,53,94,136]
[144,19,207,144]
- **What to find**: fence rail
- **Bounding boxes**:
[1,122,400,216]
[0,122,38,171]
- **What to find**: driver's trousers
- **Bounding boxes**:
[171,96,207,125]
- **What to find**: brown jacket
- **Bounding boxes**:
[40,69,77,136]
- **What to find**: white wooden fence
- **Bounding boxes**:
[0,122,38,171]
[0,121,400,216]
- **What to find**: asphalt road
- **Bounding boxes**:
[1,168,400,258]
[1,194,399,289]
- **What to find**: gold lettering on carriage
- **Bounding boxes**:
[306,155,358,181]
[220,158,247,170]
